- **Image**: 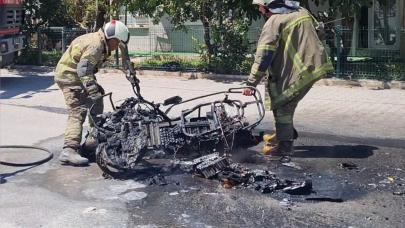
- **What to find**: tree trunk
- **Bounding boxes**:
[201,16,214,56]
[349,14,359,56]
[95,9,106,31]
[200,4,214,58]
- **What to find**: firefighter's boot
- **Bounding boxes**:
[59,147,89,166]
[263,133,277,143]
[263,140,294,162]
[80,133,98,161]
[277,140,294,163]
[262,133,277,155]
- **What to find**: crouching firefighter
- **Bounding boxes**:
[55,20,130,166]
[243,0,333,163]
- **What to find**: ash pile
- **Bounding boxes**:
[176,153,313,195]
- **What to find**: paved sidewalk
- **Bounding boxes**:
[278,85,405,140]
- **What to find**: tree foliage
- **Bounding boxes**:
[321,0,373,18]
[127,0,261,73]
[23,0,78,48]
[126,0,383,74]
[23,0,76,33]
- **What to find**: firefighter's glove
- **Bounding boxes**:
[85,81,102,101]
[126,70,139,86]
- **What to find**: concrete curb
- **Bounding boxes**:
[2,65,55,73]
[134,69,405,90]
[136,70,247,81]
[319,78,405,90]
[4,65,405,90]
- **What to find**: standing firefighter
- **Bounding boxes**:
[243,0,333,162]
[55,20,130,166]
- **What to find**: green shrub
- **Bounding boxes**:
[239,55,254,75]
[17,49,62,66]
[16,49,41,65]
[195,19,253,75]
[134,55,205,71]
[385,63,405,81]
[41,51,62,66]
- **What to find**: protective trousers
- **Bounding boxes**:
[57,81,103,150]
[270,83,312,141]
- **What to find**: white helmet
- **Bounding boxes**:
[252,0,273,6]
[252,0,300,12]
[104,20,130,44]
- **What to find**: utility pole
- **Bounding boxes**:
[124,4,127,25]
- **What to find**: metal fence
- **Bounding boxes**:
[125,26,405,81]
[24,26,405,81]
[126,26,261,57]
[18,27,88,66]
[328,27,405,81]
[38,27,88,52]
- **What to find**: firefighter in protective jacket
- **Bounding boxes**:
[243,0,334,162]
[55,20,130,166]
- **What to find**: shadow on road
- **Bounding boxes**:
[2,103,68,114]
[0,75,55,99]
[0,165,40,184]
[294,145,378,158]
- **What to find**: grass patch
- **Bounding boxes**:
[134,55,205,71]
[129,51,199,58]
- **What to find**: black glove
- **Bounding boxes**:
[85,81,103,101]
[126,69,139,86]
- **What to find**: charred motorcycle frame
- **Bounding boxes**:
[87,51,265,176]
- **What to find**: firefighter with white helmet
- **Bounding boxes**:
[243,0,334,162]
[55,20,130,166]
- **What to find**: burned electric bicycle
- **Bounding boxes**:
[87,61,265,176]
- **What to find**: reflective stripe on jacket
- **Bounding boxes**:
[247,8,334,109]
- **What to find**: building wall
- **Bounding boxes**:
[127,27,151,53]
[126,15,204,54]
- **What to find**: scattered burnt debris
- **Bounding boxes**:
[305,197,344,203]
[147,174,169,186]
[338,162,358,170]
[393,191,405,196]
[281,162,303,170]
[282,180,313,195]
[176,153,313,196]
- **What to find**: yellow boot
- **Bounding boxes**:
[262,133,277,155]
[263,133,276,144]
[262,143,278,155]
